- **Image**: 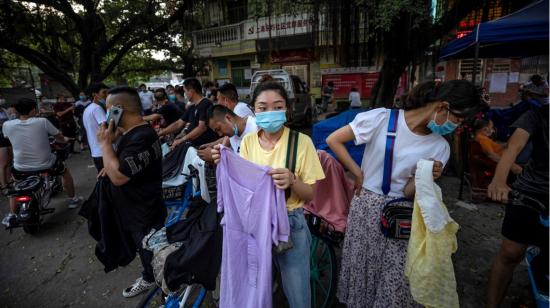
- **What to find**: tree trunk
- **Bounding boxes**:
[369,14,412,108]
[369,56,409,108]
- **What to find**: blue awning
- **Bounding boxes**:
[440,0,549,60]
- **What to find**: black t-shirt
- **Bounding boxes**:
[180,98,218,146]
[511,104,549,197]
[111,124,166,232]
[156,103,183,125]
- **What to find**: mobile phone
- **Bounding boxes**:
[106,106,123,131]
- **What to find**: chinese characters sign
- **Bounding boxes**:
[244,13,313,40]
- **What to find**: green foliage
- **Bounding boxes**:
[0,0,207,95]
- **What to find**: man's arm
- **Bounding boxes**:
[159,118,185,136]
[179,121,207,142]
[483,148,523,175]
[143,113,162,122]
[199,136,226,149]
[53,133,67,144]
[56,106,74,117]
[488,128,530,203]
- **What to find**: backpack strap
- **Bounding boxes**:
[381,109,399,195]
[285,129,299,200]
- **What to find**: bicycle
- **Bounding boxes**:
[137,164,210,308]
[139,166,341,308]
[307,213,341,308]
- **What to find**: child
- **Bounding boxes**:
[474,119,522,174]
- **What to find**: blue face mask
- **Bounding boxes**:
[255,110,287,133]
[168,94,176,102]
[427,110,459,135]
[79,95,86,101]
[232,123,239,137]
[99,98,106,105]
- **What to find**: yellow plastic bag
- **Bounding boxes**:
[405,160,460,308]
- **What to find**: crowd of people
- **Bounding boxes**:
[0,73,547,307]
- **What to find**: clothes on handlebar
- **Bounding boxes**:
[162,142,192,180]
[164,196,222,291]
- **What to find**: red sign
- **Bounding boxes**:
[322,72,380,99]
[271,50,312,63]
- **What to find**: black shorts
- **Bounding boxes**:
[60,121,77,138]
[501,191,549,248]
[12,157,66,181]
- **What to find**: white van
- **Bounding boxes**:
[250,69,314,126]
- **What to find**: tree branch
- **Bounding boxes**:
[99,2,188,58]
[0,43,79,94]
[24,0,85,34]
[101,6,192,78]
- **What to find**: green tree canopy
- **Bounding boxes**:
[0,0,205,96]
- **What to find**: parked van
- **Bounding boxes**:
[250,69,314,126]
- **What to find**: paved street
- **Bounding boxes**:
[0,149,533,308]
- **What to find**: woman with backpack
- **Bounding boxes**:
[327,80,482,307]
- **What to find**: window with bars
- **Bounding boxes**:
[459,58,484,83]
[521,56,549,75]
[492,59,511,73]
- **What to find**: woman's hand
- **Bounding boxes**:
[268,168,296,190]
[352,170,364,196]
[487,179,511,203]
[432,161,443,180]
[211,144,221,165]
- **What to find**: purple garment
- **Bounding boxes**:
[216,146,290,308]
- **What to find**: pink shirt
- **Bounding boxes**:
[303,150,355,232]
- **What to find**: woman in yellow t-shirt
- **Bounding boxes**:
[213,81,325,307]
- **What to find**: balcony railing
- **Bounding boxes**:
[193,22,244,47]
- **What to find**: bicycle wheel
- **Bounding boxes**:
[137,286,164,308]
[177,284,207,308]
[310,234,337,308]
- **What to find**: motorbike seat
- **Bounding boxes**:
[13,176,43,193]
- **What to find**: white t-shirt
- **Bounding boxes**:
[83,103,107,157]
[3,117,59,171]
[230,117,257,153]
[349,108,450,197]
[349,91,362,107]
[139,91,154,111]
[234,102,255,118]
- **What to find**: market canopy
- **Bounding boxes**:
[439,0,549,60]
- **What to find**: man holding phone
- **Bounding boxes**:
[97,86,166,298]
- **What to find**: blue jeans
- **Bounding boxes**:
[274,207,311,308]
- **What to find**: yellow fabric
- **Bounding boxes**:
[475,133,504,156]
[240,127,325,211]
[405,169,460,308]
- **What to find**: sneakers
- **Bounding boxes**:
[2,213,16,227]
[67,196,83,209]
[122,277,155,298]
